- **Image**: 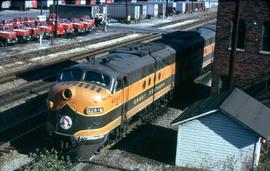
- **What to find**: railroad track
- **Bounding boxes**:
[152,12,216,29]
[0,11,216,83]
[0,14,216,146]
[0,33,129,84]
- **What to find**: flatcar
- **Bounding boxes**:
[46,23,216,160]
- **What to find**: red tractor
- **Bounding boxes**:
[36,21,53,38]
[12,24,31,43]
[70,18,85,34]
[0,25,17,46]
[13,17,22,25]
[48,22,65,37]
[1,20,13,28]
[80,16,95,32]
[22,16,35,25]
[47,14,65,37]
[58,19,74,36]
[24,23,41,40]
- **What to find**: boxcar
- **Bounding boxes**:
[50,4,107,19]
[107,3,142,22]
[10,0,33,10]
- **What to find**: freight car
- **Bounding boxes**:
[50,4,107,19]
[46,23,216,160]
[1,1,11,10]
[10,0,37,11]
[38,0,65,9]
[107,3,142,22]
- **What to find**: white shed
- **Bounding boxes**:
[171,88,270,171]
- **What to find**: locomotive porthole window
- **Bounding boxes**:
[148,78,151,86]
[143,80,146,89]
[158,73,161,80]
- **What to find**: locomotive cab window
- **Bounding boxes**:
[84,71,110,87]
[59,69,82,82]
[115,79,122,93]
[114,77,128,93]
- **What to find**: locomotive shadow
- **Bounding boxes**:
[16,60,79,82]
[9,126,55,155]
[1,94,55,154]
[111,124,177,165]
[169,81,212,110]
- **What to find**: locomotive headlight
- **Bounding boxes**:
[47,100,54,109]
[85,107,104,115]
[62,88,72,100]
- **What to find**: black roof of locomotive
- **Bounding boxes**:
[67,62,119,78]
[66,47,155,78]
[111,42,167,57]
[156,31,206,51]
[99,52,155,76]
[66,42,174,86]
[194,24,216,43]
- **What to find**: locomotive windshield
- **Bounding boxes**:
[59,69,82,82]
[84,71,110,86]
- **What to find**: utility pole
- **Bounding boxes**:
[0,0,2,11]
[55,0,58,38]
[125,0,128,24]
[166,0,168,18]
[51,0,55,45]
[191,0,193,13]
[228,0,241,89]
[40,0,43,15]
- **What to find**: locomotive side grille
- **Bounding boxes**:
[84,84,91,88]
[71,82,78,86]
[96,88,102,93]
[78,83,84,87]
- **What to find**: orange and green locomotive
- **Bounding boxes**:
[47,24,216,160]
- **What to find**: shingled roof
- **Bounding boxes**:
[172,88,270,141]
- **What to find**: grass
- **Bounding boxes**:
[24,148,73,171]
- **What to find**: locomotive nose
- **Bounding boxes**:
[47,84,76,109]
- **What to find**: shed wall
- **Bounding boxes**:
[176,112,259,171]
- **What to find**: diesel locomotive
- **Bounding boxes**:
[46,23,216,160]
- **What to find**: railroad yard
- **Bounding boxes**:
[0,5,218,170]
[2,0,270,170]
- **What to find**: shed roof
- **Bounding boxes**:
[171,88,270,140]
